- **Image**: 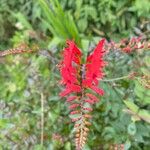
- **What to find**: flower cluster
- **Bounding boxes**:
[0,44,35,57]
[59,39,106,150]
[106,36,150,53]
[59,40,82,97]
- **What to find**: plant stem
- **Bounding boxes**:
[101,75,129,82]
[40,93,44,146]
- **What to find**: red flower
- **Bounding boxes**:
[59,40,82,97]
[59,39,106,150]
[83,39,106,95]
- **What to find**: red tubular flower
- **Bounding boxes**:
[83,39,106,95]
[59,39,106,150]
[59,40,82,97]
[66,96,78,102]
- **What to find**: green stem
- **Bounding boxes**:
[101,75,129,82]
[40,93,44,146]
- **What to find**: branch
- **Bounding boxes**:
[101,72,136,82]
[0,43,39,57]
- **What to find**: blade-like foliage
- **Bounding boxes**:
[38,0,81,45]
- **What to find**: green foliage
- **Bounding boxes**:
[60,0,150,39]
[124,55,150,124]
[38,0,80,46]
[0,0,29,43]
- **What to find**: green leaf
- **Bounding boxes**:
[134,80,145,93]
[124,100,139,113]
[13,12,33,30]
[33,145,46,150]
[64,142,71,150]
[7,82,17,93]
[78,18,88,32]
[138,109,150,123]
[81,39,89,53]
[124,140,131,150]
[0,119,8,129]
[127,122,136,135]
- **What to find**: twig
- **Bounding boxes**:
[5,135,18,145]
[91,27,105,36]
[40,93,44,146]
[0,48,35,57]
[101,75,129,82]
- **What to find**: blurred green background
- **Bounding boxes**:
[0,0,150,150]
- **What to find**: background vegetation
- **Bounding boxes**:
[0,0,150,149]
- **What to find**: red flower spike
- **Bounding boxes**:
[60,40,82,98]
[59,39,106,150]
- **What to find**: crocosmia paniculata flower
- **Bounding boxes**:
[59,39,106,150]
